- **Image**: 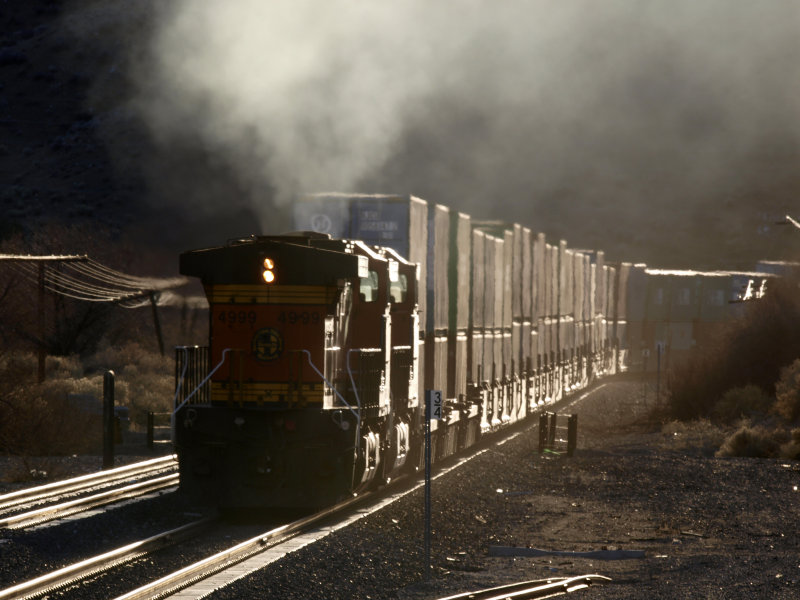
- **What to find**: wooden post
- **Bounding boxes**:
[147,411,154,450]
[149,292,165,356]
[37,263,45,383]
[567,414,578,457]
[548,412,557,450]
[103,371,115,469]
[538,412,549,454]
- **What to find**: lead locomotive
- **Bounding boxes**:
[173,232,420,508]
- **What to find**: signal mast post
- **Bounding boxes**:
[424,389,443,581]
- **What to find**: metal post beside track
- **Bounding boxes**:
[547,412,558,449]
[103,371,115,469]
[424,402,431,582]
[147,412,154,450]
[567,414,578,457]
[424,389,443,582]
[538,413,549,454]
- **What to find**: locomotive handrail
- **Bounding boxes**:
[298,349,360,422]
[173,348,233,416]
[172,345,191,408]
[346,349,363,419]
[300,349,362,454]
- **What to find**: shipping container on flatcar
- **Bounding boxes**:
[469,229,491,432]
[519,226,534,411]
[448,211,471,402]
[625,263,648,371]
[425,203,450,388]
[616,262,632,370]
[473,221,526,422]
[473,228,505,427]
[755,260,800,278]
[531,232,547,403]
[605,264,618,374]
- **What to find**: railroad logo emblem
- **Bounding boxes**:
[252,328,283,361]
[310,213,332,233]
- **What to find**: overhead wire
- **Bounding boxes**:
[12,262,130,301]
[6,257,189,306]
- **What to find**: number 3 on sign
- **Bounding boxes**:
[426,389,444,420]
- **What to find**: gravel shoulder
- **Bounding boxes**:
[209,379,800,599]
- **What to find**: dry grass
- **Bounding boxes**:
[0,345,174,463]
[715,425,787,458]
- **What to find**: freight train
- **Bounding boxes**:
[172,193,772,509]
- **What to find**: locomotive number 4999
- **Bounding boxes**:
[277,310,322,325]
[215,309,322,329]
[217,310,257,328]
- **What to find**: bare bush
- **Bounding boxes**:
[0,343,173,455]
[667,277,800,421]
[660,419,728,456]
[0,371,103,456]
[84,341,174,426]
[715,425,787,458]
[779,428,800,460]
[772,358,800,423]
[712,385,773,423]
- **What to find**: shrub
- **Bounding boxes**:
[712,385,773,423]
[661,419,728,456]
[667,277,800,421]
[716,425,786,458]
[85,341,174,426]
[779,428,800,460]
[0,343,174,454]
[772,359,800,423]
[0,379,103,455]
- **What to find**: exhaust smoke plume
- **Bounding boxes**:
[118,0,800,265]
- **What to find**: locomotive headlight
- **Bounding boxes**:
[262,257,276,283]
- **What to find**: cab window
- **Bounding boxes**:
[359,270,379,302]
[390,274,407,303]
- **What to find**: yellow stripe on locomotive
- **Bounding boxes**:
[205,284,340,305]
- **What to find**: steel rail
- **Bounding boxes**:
[113,491,374,600]
[436,575,612,600]
[0,519,213,600]
[0,455,177,511]
[0,473,179,529]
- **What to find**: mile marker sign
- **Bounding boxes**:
[426,389,444,420]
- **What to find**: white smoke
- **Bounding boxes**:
[111,0,800,262]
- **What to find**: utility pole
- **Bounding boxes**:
[0,255,88,382]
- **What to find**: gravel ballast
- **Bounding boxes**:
[207,380,799,599]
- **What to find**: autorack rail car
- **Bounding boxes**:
[172,194,773,509]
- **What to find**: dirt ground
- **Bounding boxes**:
[397,380,800,599]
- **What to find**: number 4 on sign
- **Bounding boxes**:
[426,390,444,421]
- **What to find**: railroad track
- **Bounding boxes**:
[0,455,178,529]
[118,431,532,599]
[0,518,213,600]
[435,575,612,600]
[0,409,607,599]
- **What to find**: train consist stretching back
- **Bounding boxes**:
[172,193,774,509]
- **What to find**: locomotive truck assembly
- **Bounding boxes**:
[172,193,772,509]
